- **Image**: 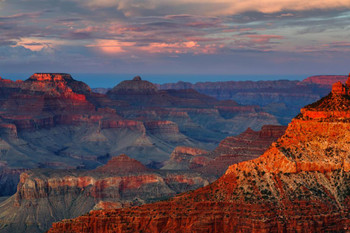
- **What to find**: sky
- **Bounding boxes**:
[0,0,349,84]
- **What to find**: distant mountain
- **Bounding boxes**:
[49,76,350,232]
[159,75,349,124]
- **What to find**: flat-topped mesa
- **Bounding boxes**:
[107,76,158,95]
[95,154,149,174]
[27,73,73,82]
[24,73,91,95]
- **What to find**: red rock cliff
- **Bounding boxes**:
[49,77,350,233]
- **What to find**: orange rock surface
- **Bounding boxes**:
[49,78,350,233]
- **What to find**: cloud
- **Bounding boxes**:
[0,0,349,76]
[87,39,135,54]
[86,39,219,55]
[72,0,350,16]
[246,35,284,44]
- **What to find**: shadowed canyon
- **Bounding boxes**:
[0,73,349,232]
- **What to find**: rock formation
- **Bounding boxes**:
[159,75,350,124]
[301,74,349,88]
[197,125,287,176]
[1,73,275,170]
[95,154,149,174]
[162,146,208,170]
[49,77,350,233]
[0,155,212,233]
[0,73,278,210]
[107,76,158,96]
[162,125,286,176]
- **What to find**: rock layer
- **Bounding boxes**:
[0,155,212,233]
[49,78,350,233]
[0,74,278,170]
[159,75,350,124]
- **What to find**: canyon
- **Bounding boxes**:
[0,123,285,233]
[0,154,214,233]
[49,77,350,232]
[0,73,278,172]
[157,75,348,125]
[162,125,287,177]
[0,73,349,233]
[0,73,284,232]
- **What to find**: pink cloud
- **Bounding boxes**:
[246,35,284,44]
[139,41,199,54]
[87,39,135,54]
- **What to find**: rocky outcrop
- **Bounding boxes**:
[162,125,286,176]
[0,73,97,131]
[95,154,149,174]
[162,146,208,170]
[49,77,350,233]
[107,76,158,96]
[196,125,287,176]
[25,73,91,95]
[0,155,212,233]
[300,79,350,120]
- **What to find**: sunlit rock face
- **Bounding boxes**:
[196,125,287,176]
[49,77,350,233]
[162,125,286,176]
[0,155,212,233]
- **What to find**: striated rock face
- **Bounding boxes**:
[49,78,350,233]
[159,75,350,124]
[196,125,287,176]
[144,121,180,136]
[162,125,286,176]
[301,74,349,87]
[0,155,212,233]
[162,146,208,170]
[0,73,96,131]
[105,76,278,147]
[0,74,229,169]
[0,73,281,206]
[159,79,320,107]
